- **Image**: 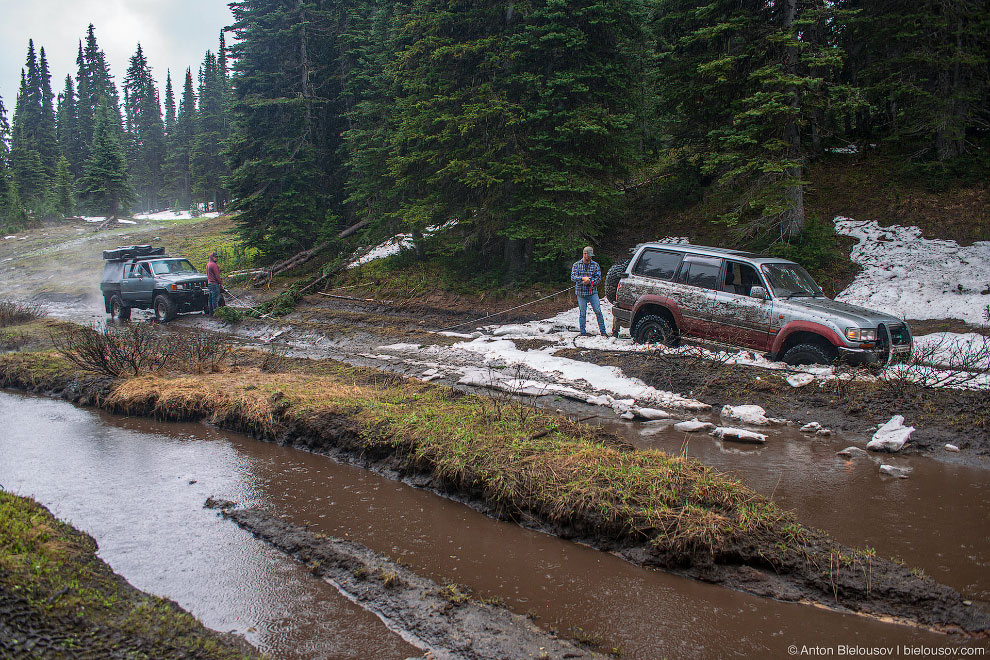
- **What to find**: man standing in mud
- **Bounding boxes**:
[571,246,607,336]
[206,252,222,315]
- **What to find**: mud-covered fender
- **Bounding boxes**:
[631,295,683,331]
[771,320,844,354]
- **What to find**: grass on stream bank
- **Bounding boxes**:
[0,491,258,659]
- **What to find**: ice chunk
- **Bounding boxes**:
[945,444,960,452]
[631,407,671,420]
[720,404,771,426]
[836,446,870,459]
[866,415,915,452]
[787,373,815,388]
[711,427,767,444]
[879,464,911,478]
[674,418,715,433]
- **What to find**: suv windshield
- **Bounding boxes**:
[761,262,823,298]
[149,259,197,275]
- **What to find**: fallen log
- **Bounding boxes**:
[251,219,371,286]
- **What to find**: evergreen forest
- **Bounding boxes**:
[0,1,987,281]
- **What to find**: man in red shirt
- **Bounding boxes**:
[206,252,222,315]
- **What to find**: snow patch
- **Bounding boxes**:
[945,443,960,452]
[787,373,815,388]
[348,221,456,269]
[834,217,990,325]
[879,464,912,479]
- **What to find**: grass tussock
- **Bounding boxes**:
[0,491,256,659]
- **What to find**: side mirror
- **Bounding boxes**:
[750,286,768,300]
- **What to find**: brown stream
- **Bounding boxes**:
[1,391,987,659]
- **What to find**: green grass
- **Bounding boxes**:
[0,491,258,659]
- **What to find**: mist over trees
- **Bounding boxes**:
[0,3,987,279]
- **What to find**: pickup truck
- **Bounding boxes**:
[100,245,212,322]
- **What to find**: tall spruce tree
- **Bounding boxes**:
[190,50,229,210]
[839,0,989,163]
[227,0,346,258]
[652,0,848,240]
[56,75,78,166]
[163,72,176,137]
[79,97,134,218]
[123,44,166,211]
[1,95,28,229]
[162,68,196,209]
[10,42,48,211]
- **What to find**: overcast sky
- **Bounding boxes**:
[0,0,234,116]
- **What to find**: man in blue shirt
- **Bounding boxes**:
[570,246,607,336]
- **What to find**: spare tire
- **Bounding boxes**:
[604,260,629,304]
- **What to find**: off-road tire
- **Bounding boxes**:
[604,260,629,304]
[633,314,676,346]
[781,342,835,366]
[108,295,131,321]
[153,294,177,323]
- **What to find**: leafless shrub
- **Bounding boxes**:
[260,342,289,373]
[50,323,235,378]
[476,364,545,424]
[51,322,172,377]
[879,334,990,389]
[644,341,735,398]
[0,299,43,327]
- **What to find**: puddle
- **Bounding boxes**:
[3,391,985,658]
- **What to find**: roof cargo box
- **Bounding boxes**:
[102,245,165,260]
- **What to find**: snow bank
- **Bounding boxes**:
[866,415,915,452]
[131,210,220,220]
[454,338,709,410]
[834,217,990,325]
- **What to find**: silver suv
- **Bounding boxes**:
[606,243,913,365]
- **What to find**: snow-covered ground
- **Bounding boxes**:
[834,217,990,325]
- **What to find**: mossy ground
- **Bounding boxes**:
[0,491,259,659]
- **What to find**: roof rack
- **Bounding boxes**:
[102,245,166,261]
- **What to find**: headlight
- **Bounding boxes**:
[845,327,876,342]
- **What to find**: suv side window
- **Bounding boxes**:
[675,255,723,290]
[632,249,682,280]
[721,261,763,296]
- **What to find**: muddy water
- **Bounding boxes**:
[619,419,990,601]
[1,391,984,659]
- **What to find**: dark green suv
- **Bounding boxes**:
[100,245,212,322]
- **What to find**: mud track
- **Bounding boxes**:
[2,366,987,638]
[212,503,606,660]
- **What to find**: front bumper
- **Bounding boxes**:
[838,343,912,365]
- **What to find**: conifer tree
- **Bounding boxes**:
[162,68,196,209]
[163,72,176,136]
[78,97,134,218]
[0,96,29,229]
[124,44,166,211]
[227,0,345,257]
[56,75,78,166]
[10,42,48,210]
[190,50,229,210]
[51,156,75,217]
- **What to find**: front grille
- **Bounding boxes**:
[887,323,909,346]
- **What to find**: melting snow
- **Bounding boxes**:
[720,404,771,426]
[834,217,990,325]
[711,427,767,444]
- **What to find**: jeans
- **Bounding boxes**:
[577,292,607,335]
[207,283,221,315]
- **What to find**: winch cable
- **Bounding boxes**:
[435,286,574,333]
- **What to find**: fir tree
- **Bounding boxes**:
[124,44,166,211]
[51,156,75,217]
[163,72,176,136]
[190,51,228,210]
[227,0,346,257]
[79,97,134,218]
[162,68,196,209]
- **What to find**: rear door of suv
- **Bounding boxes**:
[670,254,724,339]
[709,259,773,350]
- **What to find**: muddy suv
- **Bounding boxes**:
[605,243,913,366]
[100,245,211,322]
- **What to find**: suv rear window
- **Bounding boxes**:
[632,249,682,280]
[675,255,723,290]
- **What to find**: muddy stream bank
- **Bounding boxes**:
[1,390,986,659]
